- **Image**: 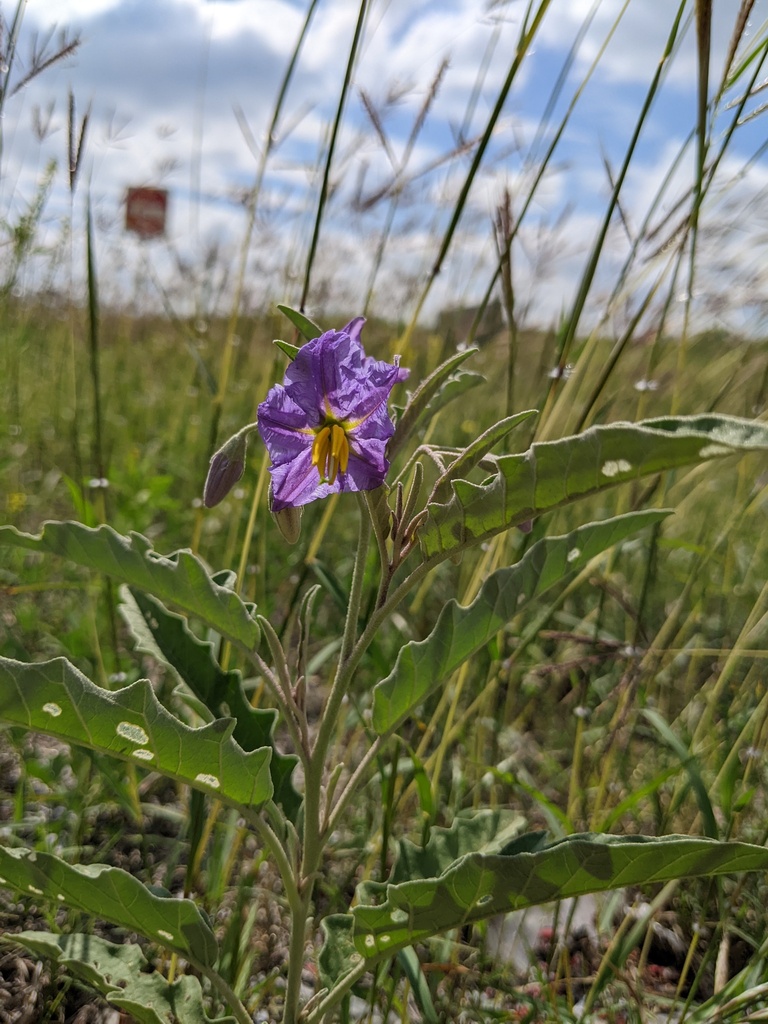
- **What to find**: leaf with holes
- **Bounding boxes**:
[0,849,218,967]
[420,414,768,558]
[0,521,260,649]
[3,932,235,1024]
[352,832,768,958]
[119,586,301,818]
[372,510,669,734]
[0,656,273,810]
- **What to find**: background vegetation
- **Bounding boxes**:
[1,1,768,1020]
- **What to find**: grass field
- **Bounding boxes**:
[2,2,768,1022]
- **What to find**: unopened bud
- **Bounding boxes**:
[270,483,302,544]
[203,433,247,508]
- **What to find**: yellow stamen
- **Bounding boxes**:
[312,426,331,472]
[311,423,350,483]
[331,424,349,474]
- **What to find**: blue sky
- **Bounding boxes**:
[5,0,768,332]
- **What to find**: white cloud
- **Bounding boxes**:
[3,0,768,335]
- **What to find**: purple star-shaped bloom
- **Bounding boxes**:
[258,318,409,511]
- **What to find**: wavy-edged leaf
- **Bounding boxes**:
[4,932,235,1024]
[0,849,218,967]
[390,810,527,885]
[0,656,273,809]
[372,510,669,734]
[120,587,300,818]
[319,914,360,993]
[388,349,479,461]
[353,833,768,958]
[276,303,322,340]
[0,522,260,649]
[420,414,768,558]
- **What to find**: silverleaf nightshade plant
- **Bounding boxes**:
[3,306,768,1024]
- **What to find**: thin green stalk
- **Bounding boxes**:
[198,963,253,1024]
[308,496,373,812]
[671,0,711,412]
[540,0,688,427]
[304,954,373,1024]
[281,888,312,1024]
[300,0,368,310]
[85,198,106,494]
[284,500,376,1023]
[0,0,27,168]
[325,734,383,835]
[206,0,317,517]
[234,640,308,768]
[469,0,611,347]
[242,805,301,911]
[401,0,554,350]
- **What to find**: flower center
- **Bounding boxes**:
[311,423,350,484]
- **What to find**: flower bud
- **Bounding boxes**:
[203,433,247,508]
[269,482,302,543]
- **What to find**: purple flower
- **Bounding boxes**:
[258,318,408,511]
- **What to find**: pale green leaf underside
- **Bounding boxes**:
[0,849,218,968]
[0,522,260,649]
[420,414,768,557]
[0,656,273,809]
[4,932,235,1024]
[372,510,669,734]
[353,833,768,958]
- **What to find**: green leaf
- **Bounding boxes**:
[4,932,235,1024]
[120,587,300,818]
[353,832,768,958]
[432,409,537,502]
[388,348,479,461]
[273,338,301,361]
[276,303,322,340]
[0,522,260,649]
[372,510,669,734]
[642,708,719,840]
[0,656,273,810]
[420,414,768,558]
[397,946,439,1024]
[391,810,527,884]
[0,849,218,967]
[319,914,361,993]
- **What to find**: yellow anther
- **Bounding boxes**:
[331,424,349,473]
[312,423,349,483]
[312,426,331,473]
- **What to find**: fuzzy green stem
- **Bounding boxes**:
[235,640,309,770]
[242,805,300,911]
[303,954,375,1024]
[282,890,312,1024]
[199,963,253,1024]
[310,495,372,771]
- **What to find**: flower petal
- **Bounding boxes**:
[269,446,335,510]
[257,385,315,467]
[341,316,365,346]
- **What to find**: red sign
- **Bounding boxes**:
[125,186,168,239]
